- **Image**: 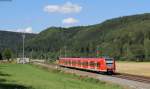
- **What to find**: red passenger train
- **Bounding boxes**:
[58,57,116,74]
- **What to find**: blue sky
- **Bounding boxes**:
[0,0,150,33]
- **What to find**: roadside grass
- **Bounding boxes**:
[0,64,123,89]
[117,61,150,77]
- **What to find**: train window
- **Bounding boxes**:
[82,62,88,66]
[65,61,67,65]
[68,61,71,65]
[96,63,100,67]
[86,62,88,66]
[82,62,84,66]
[78,61,81,65]
[72,61,75,65]
[66,61,68,64]
[81,62,84,66]
[90,62,95,66]
[75,61,77,65]
[67,61,69,65]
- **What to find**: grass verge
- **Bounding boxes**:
[0,64,123,89]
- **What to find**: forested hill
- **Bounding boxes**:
[0,30,36,53]
[15,13,150,61]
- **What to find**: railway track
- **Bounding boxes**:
[59,64,150,84]
[112,73,150,84]
[33,62,150,84]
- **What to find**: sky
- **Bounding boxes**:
[0,0,150,33]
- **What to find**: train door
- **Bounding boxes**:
[96,60,100,71]
[100,59,107,72]
[90,61,95,69]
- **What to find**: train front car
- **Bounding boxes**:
[104,58,116,74]
[58,57,116,75]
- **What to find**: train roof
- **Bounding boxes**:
[60,57,104,60]
[59,57,114,60]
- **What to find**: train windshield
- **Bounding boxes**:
[105,58,113,61]
[105,58,113,67]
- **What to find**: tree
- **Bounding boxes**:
[0,52,3,60]
[2,48,12,61]
[129,44,144,61]
[144,39,150,61]
[122,43,133,61]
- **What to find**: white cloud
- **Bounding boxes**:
[44,5,59,13]
[44,2,82,14]
[17,27,33,33]
[62,17,79,24]
[24,27,33,33]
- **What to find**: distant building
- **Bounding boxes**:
[17,58,30,64]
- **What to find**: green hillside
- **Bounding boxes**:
[0,31,36,57]
[10,13,150,61]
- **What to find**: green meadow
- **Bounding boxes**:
[0,64,123,89]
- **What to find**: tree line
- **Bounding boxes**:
[24,13,150,61]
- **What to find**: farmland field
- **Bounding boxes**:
[0,64,123,89]
[116,61,150,77]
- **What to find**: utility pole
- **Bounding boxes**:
[22,34,25,64]
[96,45,99,58]
[31,49,33,59]
[59,48,62,58]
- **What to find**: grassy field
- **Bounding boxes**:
[0,64,123,89]
[116,61,150,77]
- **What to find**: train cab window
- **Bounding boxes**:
[105,58,113,63]
[105,58,113,67]
[105,58,113,61]
[106,63,112,67]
